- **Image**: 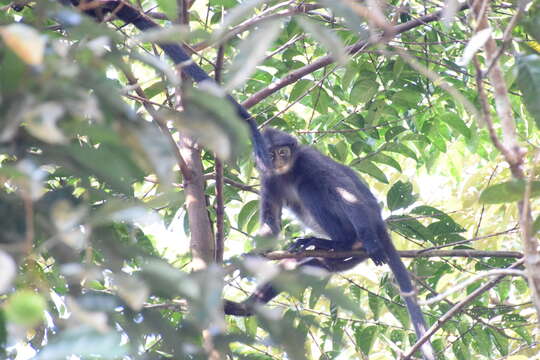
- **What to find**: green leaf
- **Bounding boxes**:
[143,81,166,99]
[471,327,492,357]
[411,205,447,218]
[328,141,348,162]
[289,79,314,102]
[427,218,466,235]
[255,311,309,360]
[44,143,144,194]
[369,153,402,172]
[452,340,470,360]
[387,215,433,241]
[350,79,379,104]
[355,326,378,356]
[442,112,471,138]
[320,0,369,37]
[342,63,358,89]
[496,280,511,302]
[429,133,447,152]
[392,89,422,108]
[479,180,540,204]
[138,260,197,299]
[304,278,326,310]
[214,0,267,39]
[0,48,27,96]
[393,58,406,79]
[314,87,331,114]
[36,327,128,360]
[385,300,410,328]
[368,293,382,320]
[135,123,176,187]
[488,328,509,356]
[238,200,259,231]
[322,287,366,319]
[383,143,418,160]
[76,292,123,312]
[331,319,345,350]
[522,2,540,43]
[352,160,388,184]
[516,54,540,129]
[533,215,540,234]
[297,16,348,65]
[156,0,178,21]
[226,19,282,90]
[169,87,249,161]
[387,181,416,211]
[246,208,261,235]
[134,25,189,43]
[4,290,46,326]
[385,126,407,141]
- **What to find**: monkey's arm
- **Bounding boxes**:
[258,178,282,237]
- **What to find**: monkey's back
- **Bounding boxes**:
[293,146,381,208]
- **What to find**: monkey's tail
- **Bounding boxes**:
[381,231,436,360]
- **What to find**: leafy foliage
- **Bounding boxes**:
[0,1,538,360]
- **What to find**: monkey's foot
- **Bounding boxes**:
[287,237,338,252]
[366,247,387,266]
[223,300,253,316]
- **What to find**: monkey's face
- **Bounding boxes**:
[270,146,293,174]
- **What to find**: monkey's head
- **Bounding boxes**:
[261,128,298,175]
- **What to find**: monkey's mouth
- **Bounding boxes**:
[273,163,292,175]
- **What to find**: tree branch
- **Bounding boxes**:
[242,3,470,109]
[471,0,540,320]
[257,248,523,261]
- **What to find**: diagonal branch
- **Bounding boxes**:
[403,259,525,360]
[242,3,470,109]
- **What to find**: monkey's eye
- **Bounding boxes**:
[278,147,290,157]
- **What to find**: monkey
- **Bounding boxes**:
[50,3,433,357]
[226,128,435,360]
[51,0,271,170]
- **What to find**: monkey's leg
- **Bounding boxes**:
[224,255,367,316]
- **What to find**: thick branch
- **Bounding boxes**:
[259,248,523,261]
[214,45,225,264]
[471,0,540,320]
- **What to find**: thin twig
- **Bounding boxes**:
[422,269,526,305]
[120,63,190,178]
